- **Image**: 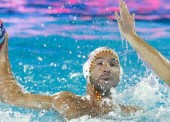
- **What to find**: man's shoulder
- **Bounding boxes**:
[52,91,86,113]
[53,91,81,101]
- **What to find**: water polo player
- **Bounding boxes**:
[0,0,170,121]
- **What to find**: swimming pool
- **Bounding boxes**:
[0,18,169,122]
[1,0,170,122]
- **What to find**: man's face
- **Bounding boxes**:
[89,51,120,94]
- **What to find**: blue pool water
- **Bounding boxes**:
[0,17,170,122]
[0,0,170,121]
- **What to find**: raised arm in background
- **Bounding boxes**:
[115,0,170,86]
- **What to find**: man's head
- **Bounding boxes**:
[83,47,122,95]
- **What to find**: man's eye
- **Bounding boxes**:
[110,63,116,67]
[97,62,103,66]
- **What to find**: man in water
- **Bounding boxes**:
[0,0,170,120]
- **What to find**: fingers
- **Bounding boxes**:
[132,13,135,21]
[116,1,134,23]
[115,11,121,21]
[122,0,131,16]
[119,0,131,20]
[119,0,123,18]
[132,13,135,28]
[115,11,123,27]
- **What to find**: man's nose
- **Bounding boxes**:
[103,64,111,73]
[103,69,111,74]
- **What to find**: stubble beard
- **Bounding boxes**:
[91,79,112,96]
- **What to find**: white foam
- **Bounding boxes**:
[1,71,170,122]
[70,72,82,79]
[0,108,32,122]
[69,72,170,122]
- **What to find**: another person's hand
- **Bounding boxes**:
[0,20,6,44]
[115,0,136,38]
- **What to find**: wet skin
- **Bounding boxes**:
[90,52,121,95]
[0,34,139,120]
[52,51,139,120]
[1,0,159,120]
[115,0,170,85]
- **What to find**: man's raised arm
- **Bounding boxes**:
[0,22,83,120]
[115,0,170,86]
[0,22,52,109]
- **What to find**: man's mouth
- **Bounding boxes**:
[100,75,112,81]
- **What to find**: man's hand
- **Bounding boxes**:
[115,0,170,85]
[115,0,135,38]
